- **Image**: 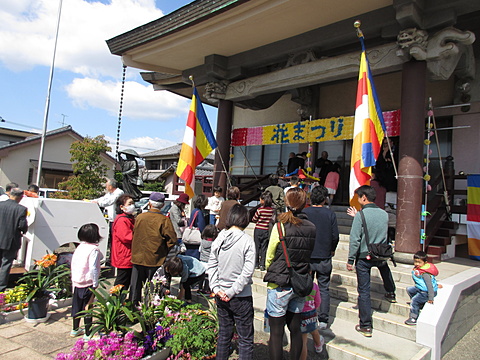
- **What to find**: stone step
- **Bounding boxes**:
[330,298,416,341]
[320,317,430,360]
[330,283,411,318]
[331,258,414,285]
[330,269,412,301]
[170,278,426,359]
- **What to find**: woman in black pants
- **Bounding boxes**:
[263,188,316,360]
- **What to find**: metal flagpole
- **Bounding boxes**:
[36,0,63,186]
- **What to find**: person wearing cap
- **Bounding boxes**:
[169,193,190,242]
[130,192,177,304]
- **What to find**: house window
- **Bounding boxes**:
[148,160,161,170]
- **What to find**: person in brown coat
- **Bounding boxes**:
[216,186,240,231]
[130,192,177,304]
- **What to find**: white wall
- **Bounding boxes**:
[232,94,300,129]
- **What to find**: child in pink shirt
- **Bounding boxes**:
[300,282,325,359]
[324,163,340,207]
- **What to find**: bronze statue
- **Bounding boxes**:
[118,149,143,200]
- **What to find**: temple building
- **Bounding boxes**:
[107,0,480,258]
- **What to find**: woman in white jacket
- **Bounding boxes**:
[207,204,256,360]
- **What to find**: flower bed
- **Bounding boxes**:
[56,282,218,360]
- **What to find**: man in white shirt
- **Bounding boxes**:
[90,179,124,223]
[0,182,19,202]
[88,179,124,264]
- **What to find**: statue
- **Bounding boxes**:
[118,149,144,200]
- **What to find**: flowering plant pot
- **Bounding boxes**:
[19,253,70,306]
[27,296,50,319]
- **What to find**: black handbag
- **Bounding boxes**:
[277,222,313,297]
[359,210,395,263]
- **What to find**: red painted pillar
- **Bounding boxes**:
[396,60,427,254]
[214,99,233,191]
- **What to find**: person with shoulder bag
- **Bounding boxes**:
[263,188,316,360]
[182,194,208,259]
[346,185,396,337]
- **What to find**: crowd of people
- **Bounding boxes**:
[1,168,436,359]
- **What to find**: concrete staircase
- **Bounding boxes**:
[181,226,431,359]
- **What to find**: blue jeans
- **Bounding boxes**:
[355,259,396,328]
[311,258,332,323]
[209,214,217,225]
[406,286,436,318]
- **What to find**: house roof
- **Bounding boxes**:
[142,143,214,161]
[0,127,38,138]
[141,143,182,157]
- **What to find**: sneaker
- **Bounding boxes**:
[405,317,417,325]
[355,324,372,337]
[384,292,397,303]
[70,328,84,337]
[315,335,325,353]
[83,334,92,341]
[318,321,328,330]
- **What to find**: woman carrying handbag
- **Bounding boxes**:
[263,187,316,360]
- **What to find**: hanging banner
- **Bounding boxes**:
[231,110,400,146]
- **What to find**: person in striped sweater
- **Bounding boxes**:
[252,190,275,271]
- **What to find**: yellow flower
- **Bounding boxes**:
[109,284,124,295]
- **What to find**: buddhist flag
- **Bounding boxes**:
[466,174,480,260]
[176,87,217,198]
[349,34,386,205]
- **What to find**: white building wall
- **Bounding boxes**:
[0,134,114,189]
[232,94,300,129]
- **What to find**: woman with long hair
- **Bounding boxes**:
[263,187,316,360]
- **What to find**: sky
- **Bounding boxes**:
[0,0,218,154]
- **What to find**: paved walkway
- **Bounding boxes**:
[0,256,478,359]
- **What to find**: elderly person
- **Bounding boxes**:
[169,193,190,242]
[130,192,177,305]
[90,179,124,224]
[0,182,19,202]
[0,188,28,291]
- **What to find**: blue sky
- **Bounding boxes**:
[0,0,217,154]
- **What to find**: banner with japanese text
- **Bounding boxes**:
[231,110,400,146]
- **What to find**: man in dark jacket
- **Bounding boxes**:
[0,188,28,291]
[347,185,396,337]
[303,186,339,329]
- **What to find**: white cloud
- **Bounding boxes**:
[104,134,177,155]
[0,0,163,77]
[65,76,191,120]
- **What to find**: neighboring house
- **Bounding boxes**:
[142,143,214,196]
[0,127,38,147]
[0,126,116,189]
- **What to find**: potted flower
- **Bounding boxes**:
[19,253,70,320]
[83,283,135,336]
[56,331,145,360]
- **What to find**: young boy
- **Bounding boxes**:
[205,186,224,226]
[405,251,439,325]
[164,254,206,303]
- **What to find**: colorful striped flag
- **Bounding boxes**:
[467,174,480,260]
[176,87,217,198]
[349,35,386,205]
